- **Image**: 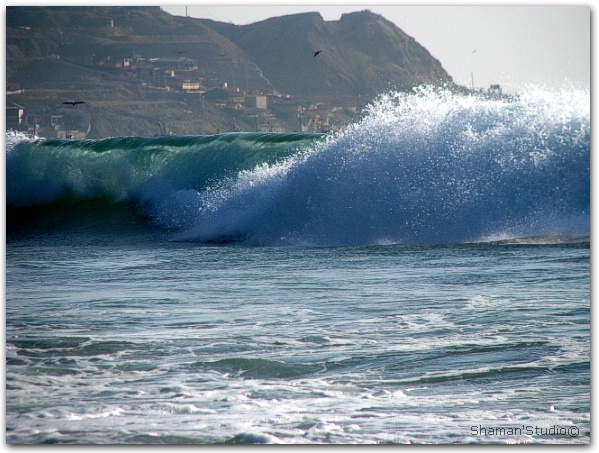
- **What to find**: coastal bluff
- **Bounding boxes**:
[7,6,456,137]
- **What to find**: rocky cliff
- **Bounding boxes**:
[6,6,457,137]
[202,10,452,98]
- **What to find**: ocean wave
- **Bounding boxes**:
[6,86,590,246]
[171,86,590,245]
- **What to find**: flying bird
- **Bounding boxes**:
[313,50,322,57]
[62,101,85,106]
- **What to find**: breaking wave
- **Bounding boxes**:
[6,86,590,246]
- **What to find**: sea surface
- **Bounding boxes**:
[5,86,590,444]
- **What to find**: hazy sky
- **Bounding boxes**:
[160,2,590,94]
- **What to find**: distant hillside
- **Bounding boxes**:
[200,10,452,98]
[6,6,273,92]
[6,6,458,137]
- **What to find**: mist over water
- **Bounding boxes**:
[7,86,590,246]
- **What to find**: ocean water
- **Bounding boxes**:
[5,86,590,444]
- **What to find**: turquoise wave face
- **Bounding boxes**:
[6,132,324,207]
[7,86,590,246]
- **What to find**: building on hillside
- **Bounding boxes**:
[152,67,167,88]
[488,84,502,96]
[148,57,194,70]
[50,108,91,139]
[6,102,25,130]
[245,95,268,110]
[202,88,233,104]
[182,81,203,93]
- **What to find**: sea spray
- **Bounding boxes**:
[171,86,590,245]
[6,86,589,246]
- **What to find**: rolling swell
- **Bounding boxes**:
[6,132,322,236]
[6,86,590,246]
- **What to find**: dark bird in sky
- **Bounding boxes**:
[313,50,322,57]
[62,101,85,106]
[175,51,187,55]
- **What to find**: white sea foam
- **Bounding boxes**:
[171,86,589,246]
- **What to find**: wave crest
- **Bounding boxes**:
[171,86,590,245]
[7,86,590,246]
